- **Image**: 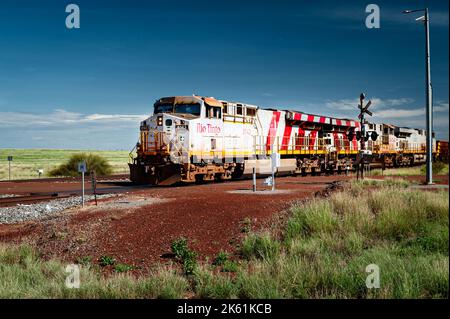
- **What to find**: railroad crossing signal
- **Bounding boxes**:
[356,93,374,181]
[358,100,373,118]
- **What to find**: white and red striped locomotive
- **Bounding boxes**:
[129,95,434,185]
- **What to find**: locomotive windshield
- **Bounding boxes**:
[154,103,201,116]
[154,104,173,114]
[174,103,201,115]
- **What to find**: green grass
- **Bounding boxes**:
[0,149,133,180]
[195,182,449,299]
[0,245,188,299]
[170,237,198,276]
[213,251,229,266]
[371,162,448,177]
[1,181,448,298]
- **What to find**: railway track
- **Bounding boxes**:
[0,193,75,208]
[0,163,431,208]
[0,183,148,208]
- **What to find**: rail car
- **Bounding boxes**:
[436,140,449,162]
[129,95,442,185]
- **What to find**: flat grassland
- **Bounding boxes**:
[0,149,131,181]
[371,162,449,176]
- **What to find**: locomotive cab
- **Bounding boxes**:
[130,96,228,184]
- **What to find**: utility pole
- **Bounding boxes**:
[424,8,433,184]
[402,8,433,184]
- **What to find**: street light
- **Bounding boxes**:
[403,8,433,185]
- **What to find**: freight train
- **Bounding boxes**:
[129,95,446,185]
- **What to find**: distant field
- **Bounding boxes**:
[0,149,132,181]
[371,163,449,176]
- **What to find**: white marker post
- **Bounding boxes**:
[271,152,280,191]
[78,161,87,207]
[252,167,256,192]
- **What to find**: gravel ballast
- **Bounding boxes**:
[0,194,115,224]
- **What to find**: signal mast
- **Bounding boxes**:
[357,93,373,180]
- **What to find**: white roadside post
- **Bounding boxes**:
[78,161,87,207]
[252,167,257,192]
[271,151,280,191]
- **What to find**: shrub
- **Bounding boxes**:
[240,217,252,233]
[170,237,198,276]
[171,238,189,259]
[114,263,135,273]
[182,250,198,276]
[213,251,229,266]
[194,267,238,298]
[286,200,336,240]
[49,153,113,177]
[221,260,238,273]
[241,232,280,261]
[421,161,448,175]
[76,256,92,267]
[98,255,116,267]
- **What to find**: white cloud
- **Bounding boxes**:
[0,109,149,149]
[83,114,148,122]
[322,98,449,139]
[325,99,357,111]
[384,98,415,106]
[374,102,449,119]
[325,97,414,111]
[0,109,148,128]
[375,108,424,118]
[434,102,449,112]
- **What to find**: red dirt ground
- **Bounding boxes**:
[0,173,448,274]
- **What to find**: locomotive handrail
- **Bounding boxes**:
[128,143,137,163]
[137,130,433,159]
[139,130,172,155]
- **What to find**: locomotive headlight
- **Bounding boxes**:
[157,116,163,126]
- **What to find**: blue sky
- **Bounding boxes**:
[0,0,448,149]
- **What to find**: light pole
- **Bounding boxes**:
[403,8,433,184]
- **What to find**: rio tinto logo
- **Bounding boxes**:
[197,123,221,134]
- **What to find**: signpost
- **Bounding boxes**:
[7,156,13,181]
[78,161,87,206]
